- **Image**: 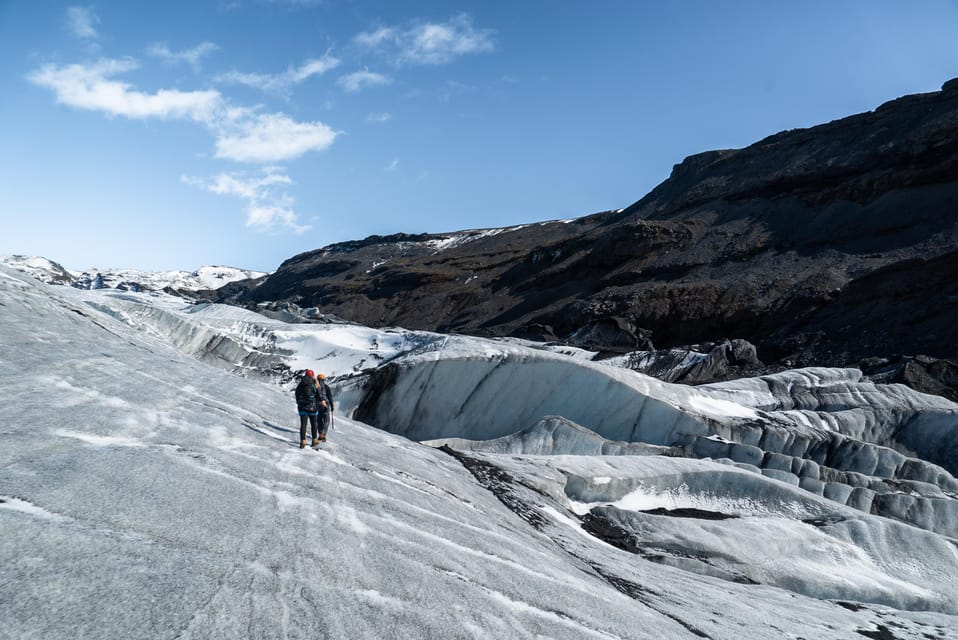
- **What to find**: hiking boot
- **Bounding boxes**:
[319,435,327,442]
[300,439,307,449]
[311,438,319,447]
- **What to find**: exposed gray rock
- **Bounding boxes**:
[603,338,765,384]
[252,300,356,325]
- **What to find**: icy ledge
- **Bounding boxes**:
[444,449,958,614]
[351,344,958,539]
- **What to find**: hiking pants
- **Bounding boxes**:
[318,410,330,437]
[299,413,319,440]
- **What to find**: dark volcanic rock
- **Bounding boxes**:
[241,79,958,396]
[860,355,958,403]
[510,323,559,342]
[565,317,654,354]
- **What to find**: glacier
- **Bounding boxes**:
[2,264,957,639]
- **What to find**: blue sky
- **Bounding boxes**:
[2,1,957,272]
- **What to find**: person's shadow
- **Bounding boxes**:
[262,419,298,434]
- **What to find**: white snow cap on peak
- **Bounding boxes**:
[0,255,268,292]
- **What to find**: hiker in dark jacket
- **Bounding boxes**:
[295,369,321,448]
[315,373,334,442]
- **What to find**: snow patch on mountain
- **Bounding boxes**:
[422,225,530,253]
[0,254,267,292]
[0,254,74,284]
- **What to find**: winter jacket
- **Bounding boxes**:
[313,380,328,411]
[317,380,334,412]
[294,378,320,413]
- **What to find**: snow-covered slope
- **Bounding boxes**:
[2,265,957,639]
[0,255,74,284]
[71,287,445,382]
[0,254,266,292]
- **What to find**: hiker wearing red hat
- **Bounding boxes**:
[293,370,321,448]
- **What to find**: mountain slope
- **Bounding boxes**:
[4,266,958,638]
[236,79,958,374]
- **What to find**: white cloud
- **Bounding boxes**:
[403,15,495,64]
[366,112,392,123]
[247,197,306,232]
[287,56,341,82]
[216,70,272,89]
[184,168,292,200]
[147,42,219,71]
[183,168,309,233]
[355,14,495,66]
[354,26,395,49]
[66,6,99,40]
[28,58,339,164]
[216,54,340,94]
[385,158,399,171]
[213,112,338,163]
[337,69,392,93]
[27,59,221,121]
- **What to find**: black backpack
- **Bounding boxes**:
[294,379,315,407]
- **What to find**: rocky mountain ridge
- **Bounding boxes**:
[230,79,958,397]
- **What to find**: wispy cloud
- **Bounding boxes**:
[182,168,309,233]
[27,59,220,121]
[147,42,219,71]
[337,69,391,93]
[216,54,340,94]
[385,158,399,171]
[355,26,395,49]
[355,14,496,66]
[66,6,99,40]
[366,112,392,123]
[27,58,339,163]
[184,167,292,199]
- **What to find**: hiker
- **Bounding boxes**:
[315,373,334,442]
[294,369,321,448]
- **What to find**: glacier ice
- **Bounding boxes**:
[2,265,958,639]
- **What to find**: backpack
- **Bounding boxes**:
[294,379,316,409]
